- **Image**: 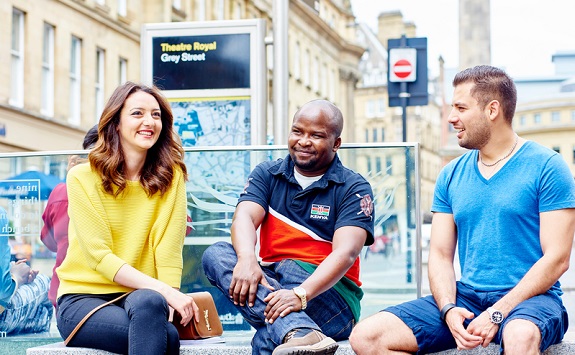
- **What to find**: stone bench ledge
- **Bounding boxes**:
[25,332,575,355]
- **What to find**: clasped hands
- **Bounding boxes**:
[445,306,500,350]
[229,260,304,324]
[10,259,38,286]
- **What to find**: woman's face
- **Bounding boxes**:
[117,91,163,156]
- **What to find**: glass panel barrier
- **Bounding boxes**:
[0,143,421,330]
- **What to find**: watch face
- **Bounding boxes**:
[293,287,305,297]
[491,310,504,324]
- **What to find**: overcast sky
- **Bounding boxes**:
[350,0,575,78]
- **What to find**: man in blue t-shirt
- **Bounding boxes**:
[350,65,575,355]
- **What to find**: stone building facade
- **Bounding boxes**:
[1,0,363,151]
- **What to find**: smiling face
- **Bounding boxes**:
[448,82,491,150]
[288,104,341,176]
[117,90,163,157]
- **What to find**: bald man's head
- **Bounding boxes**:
[294,100,343,139]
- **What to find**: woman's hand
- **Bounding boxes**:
[161,287,200,327]
[113,264,199,325]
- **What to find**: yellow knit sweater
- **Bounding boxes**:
[57,163,187,298]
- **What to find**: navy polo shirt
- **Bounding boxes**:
[238,154,375,286]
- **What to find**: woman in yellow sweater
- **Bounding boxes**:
[56,82,198,354]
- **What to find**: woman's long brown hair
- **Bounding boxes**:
[89,81,188,197]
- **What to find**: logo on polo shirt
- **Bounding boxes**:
[356,194,373,220]
[310,204,330,220]
[241,178,252,195]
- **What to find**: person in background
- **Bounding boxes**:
[202,99,375,355]
[56,82,198,354]
[41,125,99,309]
[1,206,53,335]
[349,65,575,354]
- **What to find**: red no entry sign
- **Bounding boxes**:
[393,59,413,79]
[389,48,417,82]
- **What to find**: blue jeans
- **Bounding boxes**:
[0,274,53,335]
[202,241,355,355]
[57,289,180,355]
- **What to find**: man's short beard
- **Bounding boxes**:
[294,159,316,171]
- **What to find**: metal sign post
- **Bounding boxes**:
[387,35,428,285]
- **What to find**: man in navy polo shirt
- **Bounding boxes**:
[202,99,375,355]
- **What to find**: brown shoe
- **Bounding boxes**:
[272,329,339,355]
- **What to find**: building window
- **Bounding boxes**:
[551,111,560,122]
[312,56,319,93]
[364,129,369,142]
[42,22,55,117]
[377,99,385,116]
[119,57,127,85]
[118,0,127,16]
[329,69,336,101]
[552,146,560,154]
[215,0,224,20]
[10,8,25,107]
[386,156,393,174]
[520,115,526,126]
[95,48,105,122]
[381,128,385,141]
[375,156,382,174]
[534,113,541,124]
[303,49,310,87]
[395,122,403,141]
[366,100,375,118]
[195,0,205,21]
[233,1,242,19]
[321,63,327,96]
[372,128,377,142]
[293,41,300,80]
[69,36,82,126]
[367,157,372,173]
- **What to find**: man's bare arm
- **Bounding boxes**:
[429,212,483,349]
[229,201,273,307]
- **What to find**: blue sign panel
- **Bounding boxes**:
[387,37,428,107]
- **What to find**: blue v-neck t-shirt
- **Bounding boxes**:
[432,141,575,296]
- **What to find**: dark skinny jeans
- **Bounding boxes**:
[57,289,179,355]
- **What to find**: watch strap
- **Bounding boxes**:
[440,303,456,322]
[293,287,307,310]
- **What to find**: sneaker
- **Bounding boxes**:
[272,329,339,355]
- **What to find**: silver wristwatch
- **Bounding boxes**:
[487,307,504,324]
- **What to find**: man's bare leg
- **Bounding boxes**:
[349,311,418,354]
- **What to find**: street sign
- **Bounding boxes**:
[387,36,428,107]
[389,48,417,82]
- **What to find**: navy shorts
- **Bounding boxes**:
[384,282,568,354]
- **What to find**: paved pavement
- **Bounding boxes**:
[359,245,575,331]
